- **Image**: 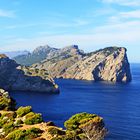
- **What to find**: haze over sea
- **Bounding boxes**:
[10,63,140,140]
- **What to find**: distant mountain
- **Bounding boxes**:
[32,47,132,82]
[13,45,58,66]
[0,50,29,58]
[13,45,84,66]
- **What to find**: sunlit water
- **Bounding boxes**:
[10,64,140,140]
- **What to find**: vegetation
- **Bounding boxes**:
[0,94,16,111]
[24,112,43,125]
[6,127,43,140]
[64,112,97,130]
[0,89,107,140]
[64,113,107,140]
[48,126,65,136]
[16,106,32,117]
[86,46,120,57]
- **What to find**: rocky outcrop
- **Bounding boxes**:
[32,47,132,82]
[0,56,59,93]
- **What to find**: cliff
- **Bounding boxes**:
[0,56,59,93]
[32,47,132,82]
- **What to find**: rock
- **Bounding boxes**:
[0,54,8,58]
[0,56,59,93]
[32,47,132,82]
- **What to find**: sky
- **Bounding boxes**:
[0,0,140,62]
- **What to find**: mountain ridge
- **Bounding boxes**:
[13,45,83,66]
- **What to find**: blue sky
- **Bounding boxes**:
[0,0,140,62]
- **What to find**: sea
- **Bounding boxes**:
[10,63,140,140]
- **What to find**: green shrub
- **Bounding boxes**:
[6,129,26,140]
[25,127,43,138]
[2,112,16,119]
[64,112,97,131]
[24,112,43,125]
[48,126,65,136]
[51,135,74,140]
[64,113,107,140]
[6,128,43,140]
[65,130,77,138]
[3,121,15,135]
[14,119,23,126]
[0,96,16,111]
[0,117,8,128]
[16,106,32,117]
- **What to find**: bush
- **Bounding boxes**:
[6,128,43,140]
[14,119,23,126]
[0,112,16,128]
[0,96,16,111]
[64,112,97,131]
[3,121,15,135]
[16,106,32,117]
[2,112,16,119]
[64,113,107,140]
[6,129,25,140]
[24,112,43,125]
[48,126,65,136]
[25,127,43,139]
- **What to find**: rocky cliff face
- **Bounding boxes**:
[0,56,59,93]
[32,47,132,82]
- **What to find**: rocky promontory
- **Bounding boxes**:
[0,54,59,93]
[32,46,132,82]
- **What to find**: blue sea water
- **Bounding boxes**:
[10,64,140,140]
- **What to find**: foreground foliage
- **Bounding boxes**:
[0,89,107,140]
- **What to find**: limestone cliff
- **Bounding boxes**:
[32,47,132,82]
[0,56,59,93]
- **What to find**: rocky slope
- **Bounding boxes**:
[32,46,132,82]
[13,45,83,66]
[0,54,59,93]
[0,89,107,140]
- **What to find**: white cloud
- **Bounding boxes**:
[107,10,140,24]
[1,20,140,51]
[0,9,15,18]
[1,18,140,62]
[4,18,89,30]
[101,0,140,6]
[120,10,140,18]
